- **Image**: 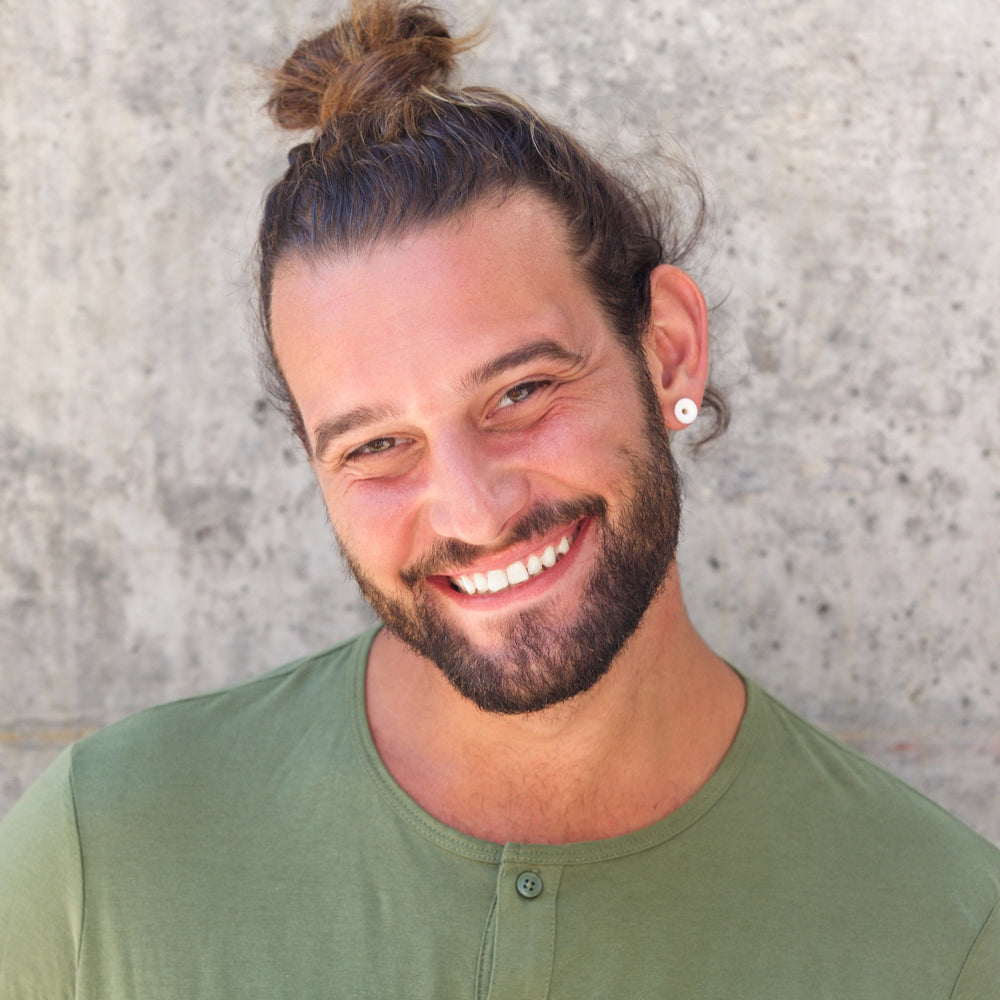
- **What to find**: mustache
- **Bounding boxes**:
[400,495,607,584]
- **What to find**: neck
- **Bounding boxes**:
[364,569,745,844]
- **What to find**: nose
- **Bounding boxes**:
[424,431,529,545]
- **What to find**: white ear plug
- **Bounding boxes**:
[674,398,698,425]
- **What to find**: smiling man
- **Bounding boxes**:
[1,1,998,997]
[272,194,703,720]
[269,192,743,848]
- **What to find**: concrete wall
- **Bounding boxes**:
[2,0,997,841]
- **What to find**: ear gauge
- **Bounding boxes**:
[674,398,698,425]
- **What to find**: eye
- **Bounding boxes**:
[348,436,400,459]
[496,380,550,410]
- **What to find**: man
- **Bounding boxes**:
[2,1,998,996]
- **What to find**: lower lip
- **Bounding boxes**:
[427,518,593,610]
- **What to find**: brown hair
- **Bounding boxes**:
[257,0,728,449]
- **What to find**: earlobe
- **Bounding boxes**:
[643,265,710,430]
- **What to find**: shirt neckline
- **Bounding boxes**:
[348,625,759,865]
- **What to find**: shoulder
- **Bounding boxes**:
[12,629,376,844]
[749,681,1000,855]
[741,678,1000,903]
[0,630,376,996]
[74,629,372,771]
[703,678,1000,993]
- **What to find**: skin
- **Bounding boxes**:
[270,192,745,844]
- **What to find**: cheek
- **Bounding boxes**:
[496,404,632,487]
[321,476,425,576]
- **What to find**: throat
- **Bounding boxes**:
[398,750,690,844]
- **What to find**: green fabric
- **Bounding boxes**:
[2,627,998,998]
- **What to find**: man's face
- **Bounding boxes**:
[270,193,680,713]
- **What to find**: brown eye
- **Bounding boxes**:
[352,437,397,458]
[497,381,547,409]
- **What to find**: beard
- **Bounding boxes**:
[337,370,682,715]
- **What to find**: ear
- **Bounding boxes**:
[642,265,710,430]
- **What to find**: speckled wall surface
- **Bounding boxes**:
[2,0,997,840]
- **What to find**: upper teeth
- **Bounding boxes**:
[453,533,574,595]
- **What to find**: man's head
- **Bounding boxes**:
[259,0,724,712]
[270,194,708,712]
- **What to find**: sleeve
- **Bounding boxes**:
[0,747,83,1000]
[950,896,1000,1000]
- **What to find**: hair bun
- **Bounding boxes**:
[268,0,466,132]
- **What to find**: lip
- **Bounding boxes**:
[426,517,592,609]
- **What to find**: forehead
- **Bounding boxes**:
[269,192,612,434]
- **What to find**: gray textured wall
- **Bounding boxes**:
[2,0,998,841]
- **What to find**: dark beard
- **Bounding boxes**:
[338,376,681,715]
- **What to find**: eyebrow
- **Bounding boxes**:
[313,404,402,461]
[458,339,585,394]
[312,339,585,460]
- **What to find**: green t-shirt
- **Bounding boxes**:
[2,627,998,998]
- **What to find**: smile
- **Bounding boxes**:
[448,526,582,595]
